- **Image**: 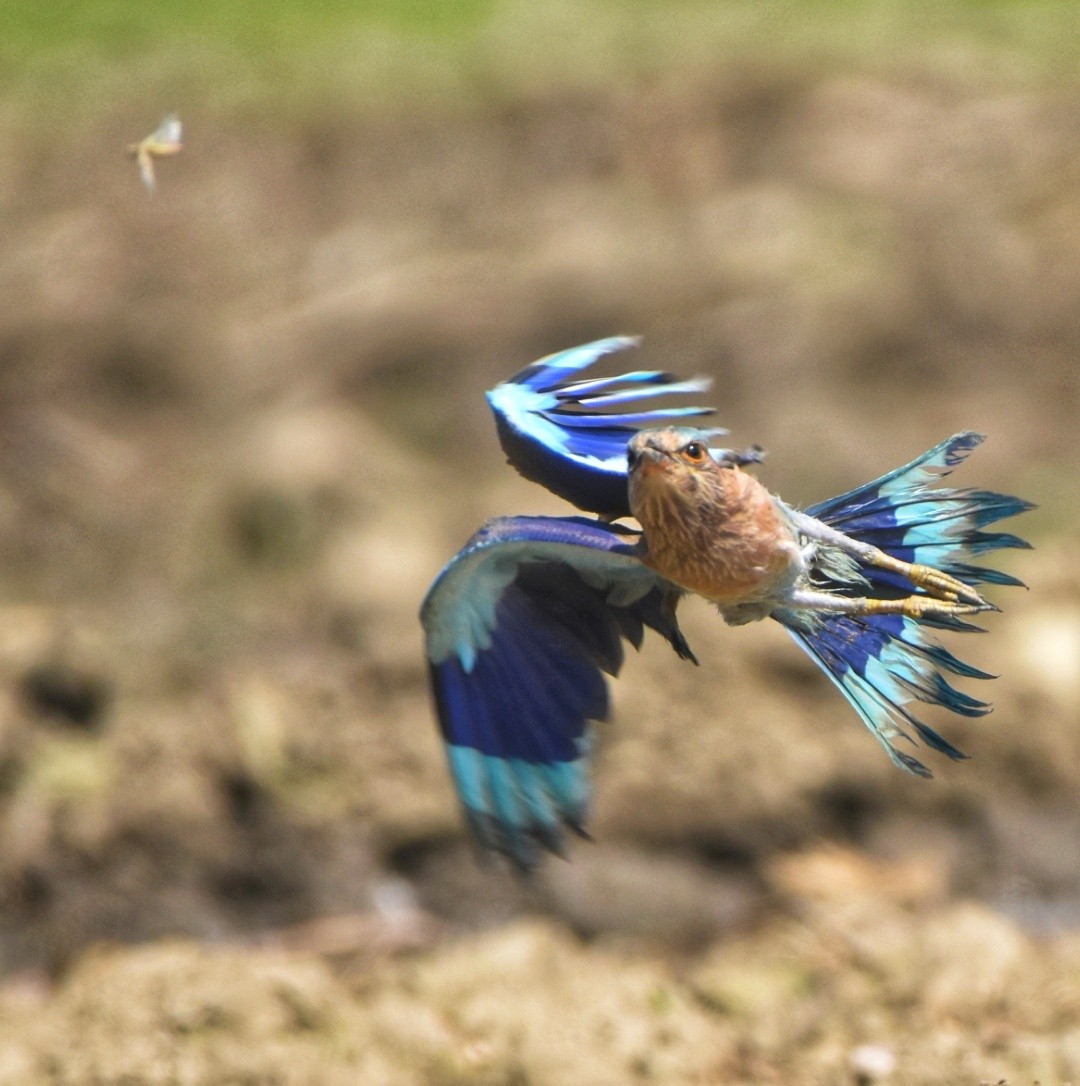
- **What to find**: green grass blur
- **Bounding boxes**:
[4,0,1080,136]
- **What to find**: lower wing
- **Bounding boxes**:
[421,514,695,869]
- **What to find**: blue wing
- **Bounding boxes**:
[486,338,728,517]
[776,432,1033,775]
[420,515,695,869]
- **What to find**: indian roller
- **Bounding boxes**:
[421,338,1032,869]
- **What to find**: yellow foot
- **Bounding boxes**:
[868,550,988,607]
[861,595,989,621]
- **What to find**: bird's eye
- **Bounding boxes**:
[627,448,638,468]
[684,442,706,462]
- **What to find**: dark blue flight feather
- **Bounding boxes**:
[486,338,725,518]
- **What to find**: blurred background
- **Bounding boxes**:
[1,1,1079,1082]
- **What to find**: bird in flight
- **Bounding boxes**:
[421,338,1032,869]
[129,114,183,193]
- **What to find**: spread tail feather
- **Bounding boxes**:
[806,431,1034,596]
[774,608,989,777]
[781,432,1031,774]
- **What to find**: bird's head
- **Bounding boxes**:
[626,427,733,523]
[626,427,723,476]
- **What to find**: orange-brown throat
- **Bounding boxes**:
[628,437,797,604]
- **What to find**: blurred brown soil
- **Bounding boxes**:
[0,66,1078,1082]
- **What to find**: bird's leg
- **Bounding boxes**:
[788,510,987,607]
[865,548,986,606]
[785,586,992,621]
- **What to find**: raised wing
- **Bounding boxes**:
[149,114,183,148]
[775,432,1033,776]
[420,515,695,869]
[486,338,733,518]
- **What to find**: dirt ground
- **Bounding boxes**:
[0,61,1079,1083]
